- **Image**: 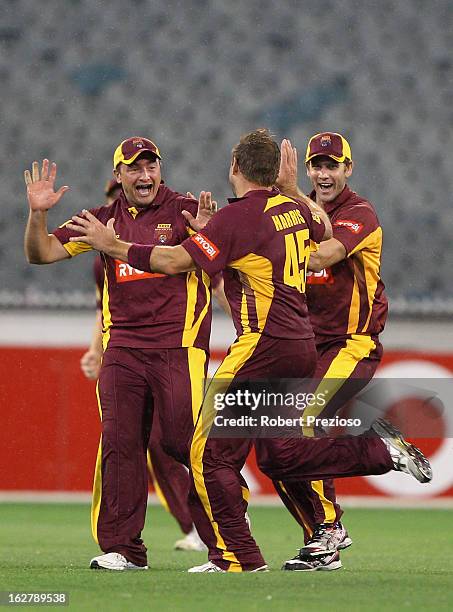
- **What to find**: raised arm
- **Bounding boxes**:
[276,140,331,240]
[24,159,71,264]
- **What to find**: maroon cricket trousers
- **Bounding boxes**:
[92,345,207,566]
[273,335,383,540]
[188,334,393,571]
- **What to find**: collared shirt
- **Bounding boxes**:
[53,186,211,350]
[182,187,325,340]
[306,185,388,344]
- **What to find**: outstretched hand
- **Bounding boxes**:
[182,191,217,232]
[276,139,299,196]
[24,159,69,212]
[66,210,117,253]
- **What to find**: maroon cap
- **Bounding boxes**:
[305,132,352,163]
[113,137,162,168]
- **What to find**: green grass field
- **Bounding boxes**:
[0,503,451,611]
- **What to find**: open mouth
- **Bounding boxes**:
[136,183,153,197]
[319,182,333,191]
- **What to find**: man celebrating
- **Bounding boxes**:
[274,132,388,570]
[66,129,431,573]
[24,138,213,570]
[80,177,206,554]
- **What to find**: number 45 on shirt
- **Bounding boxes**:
[283,228,311,293]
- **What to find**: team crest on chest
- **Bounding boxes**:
[154,223,173,243]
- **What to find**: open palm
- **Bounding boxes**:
[24,159,69,211]
[182,191,217,232]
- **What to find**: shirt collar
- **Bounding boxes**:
[228,186,280,204]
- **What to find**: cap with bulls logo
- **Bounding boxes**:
[113,137,162,168]
[305,132,352,164]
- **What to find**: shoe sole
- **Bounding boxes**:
[90,560,148,571]
[373,418,432,483]
[282,560,342,572]
[90,560,124,571]
[188,564,268,573]
[337,536,353,550]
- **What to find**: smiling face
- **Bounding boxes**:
[306,155,353,205]
[115,153,161,208]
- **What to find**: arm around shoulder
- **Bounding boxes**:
[308,238,346,272]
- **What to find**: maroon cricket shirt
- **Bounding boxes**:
[54,186,211,350]
[305,185,388,344]
[182,187,325,340]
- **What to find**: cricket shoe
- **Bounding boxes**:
[371,418,432,483]
[298,522,352,558]
[282,550,342,572]
[90,552,148,571]
[174,527,207,552]
[188,561,268,573]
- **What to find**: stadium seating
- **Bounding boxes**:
[2,0,452,311]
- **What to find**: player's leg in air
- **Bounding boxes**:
[274,335,383,571]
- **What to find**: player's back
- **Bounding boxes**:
[189,187,325,340]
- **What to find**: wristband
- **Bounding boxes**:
[127,244,155,273]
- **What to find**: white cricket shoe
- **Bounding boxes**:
[90,552,148,571]
[372,418,432,483]
[283,550,342,572]
[188,561,226,573]
[299,522,352,557]
[188,561,268,573]
[174,526,207,552]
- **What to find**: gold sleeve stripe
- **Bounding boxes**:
[62,241,93,256]
[190,332,261,570]
[347,226,382,257]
